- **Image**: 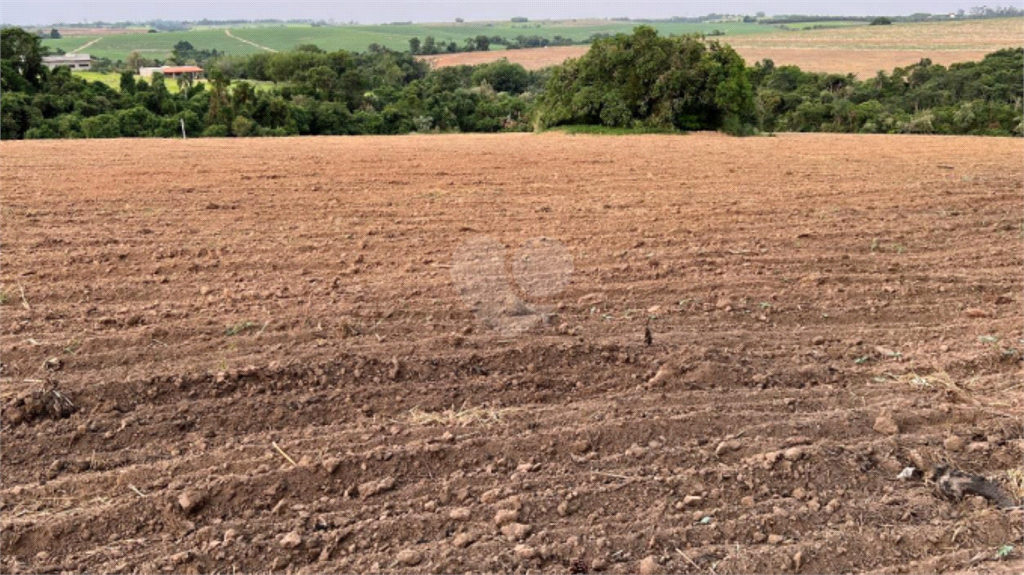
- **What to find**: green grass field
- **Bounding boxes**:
[44,20,785,61]
[72,70,275,94]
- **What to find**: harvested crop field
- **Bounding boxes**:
[423,18,1024,77]
[422,44,1001,78]
[1,133,1022,574]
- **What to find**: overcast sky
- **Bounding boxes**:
[0,1,1001,26]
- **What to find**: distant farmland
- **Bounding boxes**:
[42,17,1022,80]
[424,17,1024,78]
[43,19,791,61]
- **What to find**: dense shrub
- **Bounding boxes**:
[535,27,756,134]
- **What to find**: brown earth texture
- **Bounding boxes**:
[1,133,1023,574]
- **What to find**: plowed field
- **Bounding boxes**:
[422,18,1024,77]
[2,133,1022,574]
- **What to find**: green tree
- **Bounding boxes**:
[408,37,421,55]
[1,27,47,88]
[206,69,232,125]
[231,115,257,136]
[471,59,529,94]
[1,92,41,138]
[49,28,61,39]
[422,36,437,55]
[119,70,137,94]
[176,73,194,97]
[536,27,756,134]
[81,113,121,137]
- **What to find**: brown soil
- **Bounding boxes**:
[1,133,1022,574]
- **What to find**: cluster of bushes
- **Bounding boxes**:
[1,25,1021,139]
[751,49,1023,135]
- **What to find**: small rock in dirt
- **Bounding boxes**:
[498,495,523,511]
[223,529,238,543]
[500,522,532,541]
[557,501,570,516]
[964,308,990,318]
[897,467,922,481]
[44,357,63,371]
[647,364,674,386]
[768,534,785,545]
[741,495,755,507]
[358,476,395,498]
[178,490,206,514]
[966,441,990,453]
[570,439,592,455]
[943,435,964,452]
[321,458,342,474]
[682,495,702,507]
[449,507,471,521]
[494,508,519,526]
[873,414,900,436]
[715,440,738,457]
[874,345,897,357]
[812,336,825,346]
[625,443,647,457]
[452,532,476,548]
[792,487,807,500]
[480,488,503,504]
[279,530,302,549]
[639,555,659,575]
[793,551,803,570]
[395,548,421,566]
[783,446,805,461]
[514,544,538,560]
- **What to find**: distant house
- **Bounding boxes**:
[42,53,91,71]
[139,65,204,80]
[160,66,204,80]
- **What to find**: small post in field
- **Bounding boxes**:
[180,118,187,139]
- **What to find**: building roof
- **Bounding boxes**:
[161,66,204,73]
[43,53,90,61]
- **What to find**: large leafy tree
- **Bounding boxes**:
[535,26,757,134]
[1,27,47,89]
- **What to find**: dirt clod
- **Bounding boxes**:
[395,549,421,566]
[500,522,532,541]
[358,476,395,498]
[280,530,302,549]
[873,414,900,435]
[178,490,206,515]
[639,555,659,575]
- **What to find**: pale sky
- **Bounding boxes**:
[0,1,998,26]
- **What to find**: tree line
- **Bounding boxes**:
[1,25,1021,139]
